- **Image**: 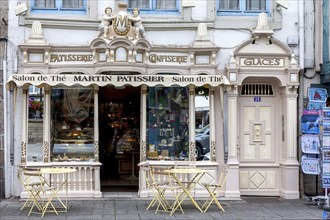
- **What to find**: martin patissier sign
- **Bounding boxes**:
[6,74,230,89]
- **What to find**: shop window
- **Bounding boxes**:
[217,0,269,15]
[146,87,189,161]
[126,0,179,14]
[50,87,94,162]
[31,0,86,14]
[27,86,44,162]
[195,88,210,160]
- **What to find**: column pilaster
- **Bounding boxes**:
[280,87,299,199]
[225,86,240,198]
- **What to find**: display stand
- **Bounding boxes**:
[302,88,327,207]
[125,151,139,180]
[321,107,330,209]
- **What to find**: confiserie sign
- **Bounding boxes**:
[6,74,230,89]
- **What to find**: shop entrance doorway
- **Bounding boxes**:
[99,86,140,192]
[238,82,279,196]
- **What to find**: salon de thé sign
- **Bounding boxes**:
[10,74,229,87]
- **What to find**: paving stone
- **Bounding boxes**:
[0,197,325,220]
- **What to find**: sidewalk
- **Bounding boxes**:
[0,196,324,220]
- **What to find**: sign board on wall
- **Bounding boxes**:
[6,74,230,89]
[48,52,191,66]
[49,53,94,64]
[239,57,285,67]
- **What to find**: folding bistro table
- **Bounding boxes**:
[39,167,76,217]
[165,168,207,216]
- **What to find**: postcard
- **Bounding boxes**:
[301,157,320,175]
[308,87,328,102]
[307,102,326,111]
[301,134,320,154]
[323,135,330,149]
[323,161,330,176]
[301,115,320,134]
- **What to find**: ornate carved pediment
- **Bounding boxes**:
[25,21,49,45]
[97,2,145,41]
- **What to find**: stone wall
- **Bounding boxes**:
[303,174,322,196]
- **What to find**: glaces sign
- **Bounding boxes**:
[240,57,285,67]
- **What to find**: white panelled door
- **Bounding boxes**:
[238,95,279,196]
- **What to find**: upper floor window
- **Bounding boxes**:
[126,0,179,14]
[218,0,269,15]
[31,0,86,14]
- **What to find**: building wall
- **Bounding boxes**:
[0,0,8,199]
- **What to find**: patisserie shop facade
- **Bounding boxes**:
[7,31,234,198]
[7,19,301,199]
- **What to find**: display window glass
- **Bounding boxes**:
[195,87,210,160]
[50,87,94,162]
[147,86,189,161]
[27,85,44,162]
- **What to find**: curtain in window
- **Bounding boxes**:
[62,0,84,9]
[246,0,266,11]
[156,0,176,10]
[34,0,56,8]
[219,0,239,10]
[62,89,93,123]
[129,0,176,10]
[128,0,150,9]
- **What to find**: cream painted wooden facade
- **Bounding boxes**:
[10,27,300,200]
[225,31,300,199]
[4,1,303,200]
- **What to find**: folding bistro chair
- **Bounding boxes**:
[145,165,159,211]
[201,168,227,212]
[18,167,42,214]
[18,167,54,216]
[147,165,184,214]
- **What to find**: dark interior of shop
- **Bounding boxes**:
[99,86,140,192]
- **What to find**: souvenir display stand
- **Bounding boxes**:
[301,88,327,207]
[321,107,330,208]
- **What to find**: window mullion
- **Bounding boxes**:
[241,0,245,12]
[151,0,155,11]
[58,0,62,11]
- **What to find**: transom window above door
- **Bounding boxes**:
[126,0,179,14]
[218,0,269,15]
[31,0,86,14]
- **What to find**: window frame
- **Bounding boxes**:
[30,0,87,15]
[146,86,190,161]
[217,0,270,16]
[27,86,44,162]
[126,0,181,15]
[50,86,95,162]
